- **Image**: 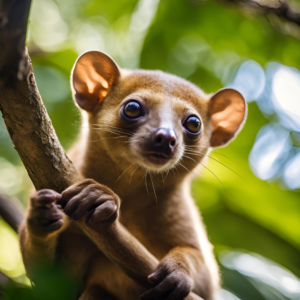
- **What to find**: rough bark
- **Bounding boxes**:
[0,0,79,193]
[0,192,24,233]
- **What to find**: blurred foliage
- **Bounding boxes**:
[3,264,78,300]
[0,0,300,299]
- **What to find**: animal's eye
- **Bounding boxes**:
[123,101,142,119]
[184,116,202,134]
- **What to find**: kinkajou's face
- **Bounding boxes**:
[72,51,246,175]
[95,71,211,173]
[122,92,203,172]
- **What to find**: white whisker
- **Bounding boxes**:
[145,173,149,194]
[177,162,191,173]
[91,135,130,142]
[182,154,197,163]
[185,146,234,163]
[90,124,133,135]
[115,165,132,183]
[149,173,157,203]
[130,166,139,185]
[199,163,225,192]
[82,125,132,136]
[185,150,244,181]
[164,169,170,182]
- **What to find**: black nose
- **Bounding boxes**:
[152,128,177,153]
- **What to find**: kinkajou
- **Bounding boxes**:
[19,51,246,300]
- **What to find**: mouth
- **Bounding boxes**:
[145,152,171,165]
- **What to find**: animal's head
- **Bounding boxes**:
[72,51,246,176]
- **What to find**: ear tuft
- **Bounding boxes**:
[208,88,246,147]
[71,51,120,111]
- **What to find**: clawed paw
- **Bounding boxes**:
[28,189,63,236]
[57,179,120,229]
[141,264,192,300]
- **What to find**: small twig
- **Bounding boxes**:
[0,192,24,233]
[221,0,300,27]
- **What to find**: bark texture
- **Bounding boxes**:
[0,0,79,193]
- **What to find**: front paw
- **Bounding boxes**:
[141,263,192,300]
[57,179,120,229]
[28,189,63,237]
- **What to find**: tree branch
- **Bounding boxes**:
[221,0,300,27]
[0,0,31,84]
[0,192,24,233]
[0,0,79,193]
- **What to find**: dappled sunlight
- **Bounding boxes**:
[229,60,300,190]
[273,66,300,130]
[73,22,106,54]
[29,0,160,69]
[220,250,300,298]
[283,152,300,190]
[228,60,265,102]
[218,289,241,300]
[29,0,69,51]
[0,158,28,198]
[167,37,241,87]
[126,0,160,68]
[249,124,292,181]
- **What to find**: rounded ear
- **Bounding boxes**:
[71,51,121,111]
[208,88,247,147]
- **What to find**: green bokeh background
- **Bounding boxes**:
[0,0,300,299]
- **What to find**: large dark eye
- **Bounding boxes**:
[184,116,202,134]
[123,101,142,119]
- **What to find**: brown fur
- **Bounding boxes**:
[19,51,246,300]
